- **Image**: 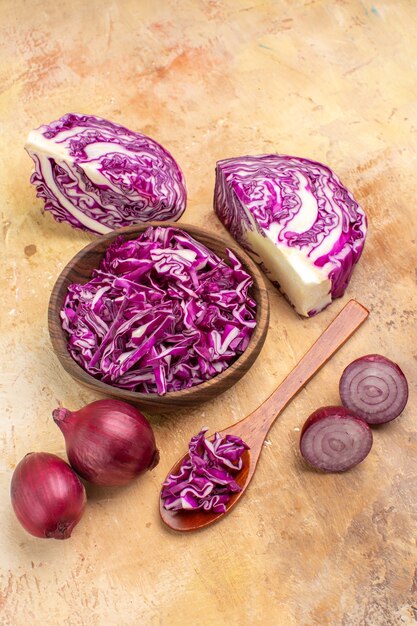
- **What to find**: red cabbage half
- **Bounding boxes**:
[60,226,257,395]
[214,154,367,316]
[25,113,186,234]
[161,427,249,513]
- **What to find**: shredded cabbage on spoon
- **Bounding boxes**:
[161,427,249,513]
[61,226,257,395]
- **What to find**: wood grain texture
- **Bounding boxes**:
[48,222,269,411]
[160,300,369,531]
[1,1,417,625]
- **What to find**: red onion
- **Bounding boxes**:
[53,399,159,486]
[10,452,86,539]
[300,406,373,472]
[339,354,409,424]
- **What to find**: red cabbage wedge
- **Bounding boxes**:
[214,154,367,316]
[25,113,186,234]
[300,406,373,472]
[339,354,408,424]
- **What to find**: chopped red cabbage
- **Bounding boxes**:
[161,427,249,513]
[61,226,257,395]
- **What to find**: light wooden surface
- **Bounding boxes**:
[1,1,416,625]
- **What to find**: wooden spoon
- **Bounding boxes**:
[160,299,369,532]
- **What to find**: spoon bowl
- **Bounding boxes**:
[160,300,369,532]
[160,448,252,532]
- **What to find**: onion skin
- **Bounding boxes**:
[53,399,160,486]
[339,354,409,424]
[10,452,86,539]
[300,406,373,472]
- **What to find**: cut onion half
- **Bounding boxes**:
[339,354,408,425]
[300,406,373,472]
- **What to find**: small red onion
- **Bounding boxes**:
[339,354,408,424]
[10,452,86,539]
[300,406,373,472]
[53,399,159,486]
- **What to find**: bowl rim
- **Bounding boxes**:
[48,222,270,404]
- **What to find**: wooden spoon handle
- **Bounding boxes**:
[234,300,369,444]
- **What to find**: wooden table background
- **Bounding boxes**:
[1,1,416,624]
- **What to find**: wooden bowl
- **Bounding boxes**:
[48,223,270,412]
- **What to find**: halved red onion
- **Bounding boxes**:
[339,354,408,424]
[300,406,373,472]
